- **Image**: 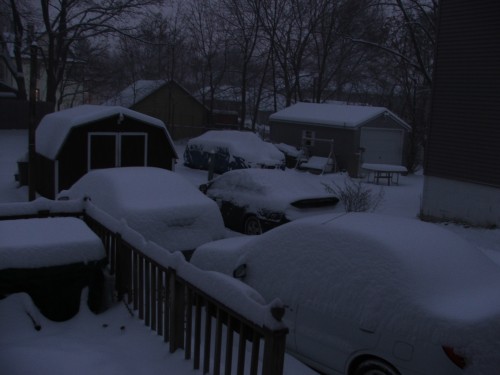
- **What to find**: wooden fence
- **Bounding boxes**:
[0,201,289,375]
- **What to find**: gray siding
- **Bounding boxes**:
[425,0,500,187]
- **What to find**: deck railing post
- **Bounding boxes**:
[168,269,185,353]
[262,328,288,375]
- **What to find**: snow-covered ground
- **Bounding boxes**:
[1,129,500,374]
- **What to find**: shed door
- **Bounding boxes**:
[88,132,147,170]
[360,128,404,165]
[89,134,117,169]
[121,134,147,167]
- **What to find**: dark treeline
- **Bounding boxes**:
[1,0,437,169]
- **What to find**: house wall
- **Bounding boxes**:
[422,176,500,227]
[422,0,500,226]
[132,82,209,141]
[424,0,500,187]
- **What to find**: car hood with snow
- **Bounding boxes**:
[204,168,340,221]
[58,167,226,253]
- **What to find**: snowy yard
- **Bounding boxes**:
[1,129,500,374]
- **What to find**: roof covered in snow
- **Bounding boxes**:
[35,105,174,160]
[269,102,410,130]
[104,80,167,108]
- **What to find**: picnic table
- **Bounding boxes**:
[361,163,408,185]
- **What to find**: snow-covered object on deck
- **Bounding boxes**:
[192,212,500,374]
[0,217,105,269]
[184,130,285,174]
[57,167,226,254]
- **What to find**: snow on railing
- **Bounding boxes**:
[0,199,289,375]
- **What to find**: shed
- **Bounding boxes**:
[269,103,411,176]
[106,80,210,140]
[35,105,177,199]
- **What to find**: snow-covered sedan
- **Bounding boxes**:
[184,130,285,174]
[57,167,226,258]
[199,168,340,234]
[191,213,500,374]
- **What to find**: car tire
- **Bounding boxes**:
[352,358,400,375]
[244,215,263,235]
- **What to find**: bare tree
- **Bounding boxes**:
[183,0,229,118]
[217,0,261,129]
[1,0,33,100]
[4,0,165,109]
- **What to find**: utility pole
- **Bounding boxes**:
[28,31,38,201]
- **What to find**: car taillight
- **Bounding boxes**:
[442,346,467,369]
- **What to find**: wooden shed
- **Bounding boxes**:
[35,105,177,199]
[106,80,210,140]
[269,102,411,176]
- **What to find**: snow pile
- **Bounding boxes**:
[186,130,285,168]
[59,167,226,253]
[0,217,106,269]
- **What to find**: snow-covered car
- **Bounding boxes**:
[57,167,226,258]
[184,130,285,174]
[199,168,340,234]
[191,213,500,375]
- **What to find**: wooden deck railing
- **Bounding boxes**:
[1,200,289,375]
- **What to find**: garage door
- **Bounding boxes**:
[360,128,404,165]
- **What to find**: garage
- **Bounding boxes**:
[269,102,411,177]
[360,128,405,165]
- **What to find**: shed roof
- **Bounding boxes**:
[269,102,410,130]
[36,105,176,160]
[104,80,166,108]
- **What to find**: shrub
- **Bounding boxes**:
[323,178,384,212]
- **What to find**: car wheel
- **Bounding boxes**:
[352,358,400,375]
[244,215,263,235]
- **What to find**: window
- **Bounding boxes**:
[302,129,316,146]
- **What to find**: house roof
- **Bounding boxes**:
[269,102,411,130]
[36,105,177,160]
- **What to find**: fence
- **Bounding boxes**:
[0,200,289,375]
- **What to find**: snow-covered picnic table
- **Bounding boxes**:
[361,163,408,185]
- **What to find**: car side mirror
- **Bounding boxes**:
[199,183,208,194]
[233,264,247,279]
